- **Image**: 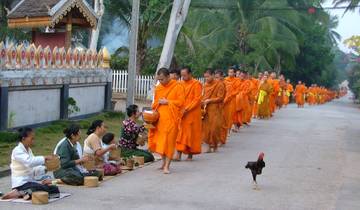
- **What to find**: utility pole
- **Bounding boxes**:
[126,0,140,108]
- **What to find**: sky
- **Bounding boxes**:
[322,0,360,53]
[102,1,360,54]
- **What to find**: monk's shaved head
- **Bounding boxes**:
[181,67,192,81]
[157,68,170,76]
[157,68,171,85]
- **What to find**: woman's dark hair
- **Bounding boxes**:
[18,127,33,142]
[87,120,104,135]
[102,133,115,145]
[63,124,80,139]
[126,104,138,117]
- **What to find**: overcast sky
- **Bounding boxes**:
[323,0,360,53]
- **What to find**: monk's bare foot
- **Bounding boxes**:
[158,165,165,170]
[163,168,171,174]
[173,158,181,162]
[186,154,193,161]
[2,189,21,200]
[205,149,212,153]
[213,148,218,153]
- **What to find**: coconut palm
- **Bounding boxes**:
[104,0,172,74]
[333,0,360,13]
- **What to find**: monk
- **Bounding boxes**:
[224,68,241,133]
[235,71,252,127]
[257,75,273,119]
[283,79,293,107]
[148,68,185,174]
[307,84,316,106]
[215,70,228,145]
[252,72,263,118]
[277,74,287,109]
[269,72,280,113]
[202,69,225,153]
[175,67,202,161]
[294,81,307,108]
[169,68,181,80]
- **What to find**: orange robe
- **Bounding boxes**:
[252,79,260,118]
[295,84,306,106]
[257,80,273,118]
[268,78,278,114]
[148,80,185,159]
[223,77,241,130]
[307,87,316,105]
[235,79,252,124]
[217,80,228,144]
[277,80,287,108]
[284,83,293,106]
[176,79,202,155]
[202,80,225,148]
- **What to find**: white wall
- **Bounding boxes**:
[69,86,105,117]
[8,89,61,127]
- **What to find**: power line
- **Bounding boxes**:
[191,3,360,11]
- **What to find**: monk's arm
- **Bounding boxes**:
[209,84,225,104]
[184,83,202,111]
[168,85,185,108]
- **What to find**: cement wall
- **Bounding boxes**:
[0,69,112,130]
[69,85,105,117]
[8,88,61,127]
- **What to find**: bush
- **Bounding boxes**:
[0,131,19,143]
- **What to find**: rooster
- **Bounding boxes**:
[245,152,265,190]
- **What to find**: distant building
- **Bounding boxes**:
[7,0,98,49]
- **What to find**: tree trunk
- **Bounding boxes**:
[89,0,104,50]
[156,0,191,73]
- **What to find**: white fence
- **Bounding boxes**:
[112,70,154,99]
[112,70,204,99]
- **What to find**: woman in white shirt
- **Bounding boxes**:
[2,128,60,200]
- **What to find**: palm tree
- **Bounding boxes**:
[333,0,360,13]
[103,0,172,74]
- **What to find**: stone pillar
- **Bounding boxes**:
[104,82,112,111]
[60,84,69,119]
[0,87,9,130]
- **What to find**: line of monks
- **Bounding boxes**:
[147,67,340,174]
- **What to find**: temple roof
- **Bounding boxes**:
[7,0,98,28]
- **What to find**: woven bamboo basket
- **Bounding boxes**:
[126,158,134,169]
[32,191,48,205]
[84,176,99,187]
[83,155,96,170]
[109,149,121,161]
[133,156,144,166]
[45,155,60,171]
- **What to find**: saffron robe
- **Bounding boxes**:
[148,80,185,159]
[202,80,225,148]
[176,79,203,154]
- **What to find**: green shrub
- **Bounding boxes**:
[0,131,19,143]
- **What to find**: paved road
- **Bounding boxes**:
[0,96,359,210]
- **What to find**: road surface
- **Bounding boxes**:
[0,96,359,210]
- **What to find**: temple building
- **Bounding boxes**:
[7,0,98,49]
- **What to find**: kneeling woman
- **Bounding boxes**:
[3,128,60,200]
[53,124,101,185]
[120,105,154,163]
[83,120,120,176]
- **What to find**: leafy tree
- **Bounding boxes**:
[104,0,172,74]
[0,0,30,42]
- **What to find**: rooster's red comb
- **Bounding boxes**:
[258,152,265,159]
